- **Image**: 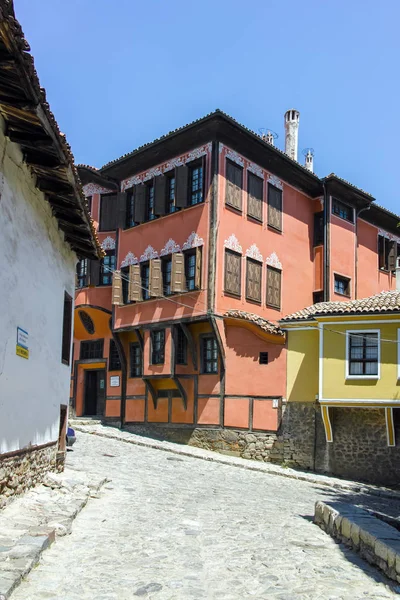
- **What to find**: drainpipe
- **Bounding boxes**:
[322,182,329,301]
[355,205,371,299]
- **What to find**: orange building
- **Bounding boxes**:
[71,110,400,459]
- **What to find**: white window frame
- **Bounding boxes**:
[345,329,380,380]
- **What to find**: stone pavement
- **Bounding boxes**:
[11,429,400,600]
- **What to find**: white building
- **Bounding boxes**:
[0,2,102,504]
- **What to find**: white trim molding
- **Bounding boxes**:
[139,245,159,263]
[266,252,282,270]
[319,398,400,406]
[101,236,116,251]
[247,162,264,179]
[224,234,242,254]
[223,146,245,167]
[120,252,138,267]
[267,175,283,190]
[245,243,263,262]
[345,329,381,380]
[160,238,181,256]
[182,232,204,251]
[83,182,113,196]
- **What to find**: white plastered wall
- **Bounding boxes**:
[0,116,76,453]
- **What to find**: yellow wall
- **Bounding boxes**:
[322,320,400,400]
[286,328,319,402]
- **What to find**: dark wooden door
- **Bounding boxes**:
[84,370,106,416]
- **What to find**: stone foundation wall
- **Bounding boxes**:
[0,443,60,508]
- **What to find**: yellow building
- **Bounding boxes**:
[281,291,400,484]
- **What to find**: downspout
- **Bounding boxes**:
[208,140,219,313]
[113,221,127,429]
[322,182,329,301]
[354,205,371,299]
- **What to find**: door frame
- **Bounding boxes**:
[83,368,106,417]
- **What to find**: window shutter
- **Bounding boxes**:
[111,271,123,305]
[247,173,263,221]
[116,192,127,228]
[171,252,186,293]
[195,247,202,289]
[224,250,241,295]
[129,264,143,302]
[175,166,189,207]
[268,184,282,230]
[149,259,163,297]
[388,241,397,271]
[267,267,281,309]
[89,259,100,286]
[100,194,118,230]
[378,236,385,269]
[246,259,261,302]
[154,175,167,216]
[133,184,146,223]
[225,160,243,210]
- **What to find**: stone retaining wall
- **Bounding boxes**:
[315,500,400,583]
[0,443,60,508]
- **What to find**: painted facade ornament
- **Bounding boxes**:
[101,236,116,251]
[225,148,245,167]
[182,232,204,251]
[121,175,142,192]
[120,252,138,267]
[266,252,282,270]
[247,162,265,179]
[224,234,243,254]
[267,175,283,190]
[160,238,181,256]
[143,166,163,182]
[378,229,400,244]
[139,245,159,263]
[83,183,113,196]
[185,142,212,164]
[163,156,184,172]
[245,243,263,262]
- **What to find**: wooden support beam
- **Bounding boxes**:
[180,322,197,370]
[210,315,225,370]
[173,376,187,410]
[143,378,157,408]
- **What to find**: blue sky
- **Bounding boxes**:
[15,0,400,213]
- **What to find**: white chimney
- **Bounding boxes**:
[284,109,300,161]
[265,131,274,146]
[304,149,314,173]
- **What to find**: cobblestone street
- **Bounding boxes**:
[12,430,399,600]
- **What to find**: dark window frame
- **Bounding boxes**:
[76,258,88,289]
[313,291,324,304]
[259,352,269,365]
[332,198,354,223]
[125,188,136,229]
[99,250,116,286]
[200,335,218,374]
[176,327,188,365]
[247,171,263,222]
[162,256,173,296]
[185,249,197,291]
[224,249,242,297]
[61,292,73,365]
[99,193,117,232]
[313,211,324,246]
[109,339,122,371]
[166,172,179,214]
[188,159,204,206]
[378,234,397,272]
[267,183,283,231]
[141,262,150,301]
[334,274,351,297]
[129,342,142,378]
[347,331,379,377]
[151,329,165,365]
[79,339,104,360]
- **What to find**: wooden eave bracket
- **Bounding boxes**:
[172,376,187,410]
[180,323,198,370]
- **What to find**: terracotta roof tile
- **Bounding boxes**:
[224,310,285,337]
[281,291,400,322]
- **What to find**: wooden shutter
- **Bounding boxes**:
[378,235,385,269]
[225,160,243,210]
[268,184,282,231]
[171,252,186,293]
[117,192,127,228]
[100,194,117,230]
[195,247,202,289]
[175,166,189,207]
[149,259,163,297]
[111,271,123,305]
[246,259,261,302]
[267,267,281,309]
[129,264,143,302]
[389,241,397,271]
[89,259,100,286]
[247,173,263,221]
[154,175,167,216]
[224,250,241,295]
[133,184,146,222]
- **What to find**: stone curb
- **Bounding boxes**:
[0,474,106,599]
[72,423,400,501]
[315,500,400,584]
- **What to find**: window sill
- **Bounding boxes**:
[224,290,241,299]
[267,224,282,234]
[331,213,354,225]
[266,303,281,311]
[245,297,262,305]
[225,203,242,214]
[247,214,263,224]
[334,291,351,298]
[345,375,379,380]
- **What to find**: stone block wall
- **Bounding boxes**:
[0,443,60,508]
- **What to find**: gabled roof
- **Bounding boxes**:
[0,1,102,259]
[225,309,285,337]
[281,291,400,323]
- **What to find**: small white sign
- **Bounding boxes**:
[17,327,28,349]
[272,398,279,409]
[110,376,120,387]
